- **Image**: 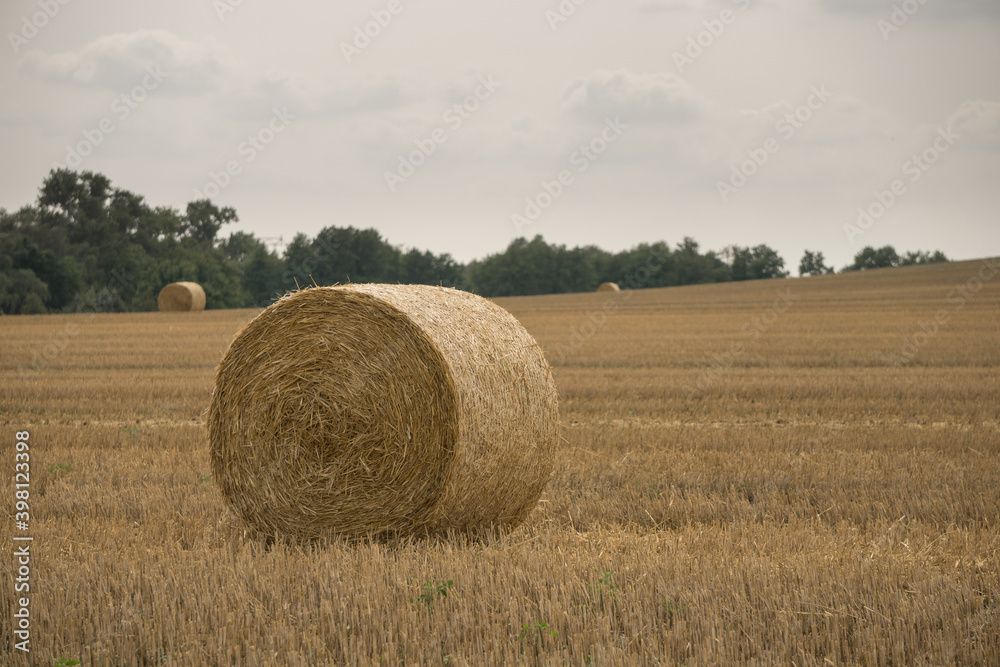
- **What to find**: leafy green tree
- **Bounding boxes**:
[467,236,561,296]
[799,250,833,276]
[606,241,680,289]
[400,248,463,287]
[559,245,602,292]
[10,239,83,310]
[3,170,257,311]
[130,205,183,255]
[183,200,238,247]
[674,237,710,285]
[1,205,82,312]
[219,231,287,305]
[281,232,318,289]
[292,226,401,286]
[243,245,287,306]
[37,169,115,250]
[30,170,159,309]
[847,245,899,271]
[20,291,48,314]
[193,246,246,309]
[727,244,789,281]
[220,231,264,263]
[0,268,49,315]
[900,250,948,266]
[574,244,613,286]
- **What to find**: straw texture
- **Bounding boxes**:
[597,282,621,292]
[158,282,206,312]
[208,284,559,540]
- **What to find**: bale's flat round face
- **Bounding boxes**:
[209,288,458,539]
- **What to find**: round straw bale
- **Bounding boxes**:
[597,282,621,292]
[158,282,206,312]
[208,284,559,540]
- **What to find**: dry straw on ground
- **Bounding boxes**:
[158,282,206,312]
[597,282,621,292]
[208,284,560,541]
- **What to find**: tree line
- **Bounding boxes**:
[0,170,949,314]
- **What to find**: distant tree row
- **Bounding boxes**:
[0,170,949,314]
[796,246,948,277]
[843,245,948,272]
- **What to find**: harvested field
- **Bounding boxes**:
[1,259,998,665]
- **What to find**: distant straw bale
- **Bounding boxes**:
[158,282,206,312]
[208,284,560,540]
[597,282,621,292]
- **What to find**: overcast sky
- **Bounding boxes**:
[2,0,998,269]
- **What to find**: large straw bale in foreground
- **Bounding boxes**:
[597,282,621,292]
[158,282,206,312]
[209,284,559,540]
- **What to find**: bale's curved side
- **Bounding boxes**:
[158,282,206,312]
[597,282,621,293]
[348,284,559,532]
[208,284,559,540]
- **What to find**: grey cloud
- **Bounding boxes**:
[18,29,416,121]
[223,71,415,120]
[818,0,1000,18]
[637,0,702,12]
[947,100,1000,147]
[564,70,712,123]
[17,29,228,94]
[324,78,413,117]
